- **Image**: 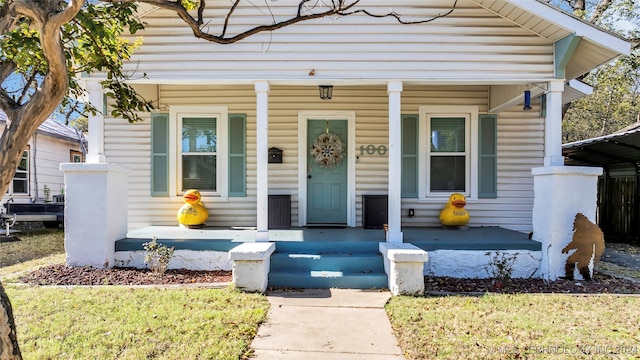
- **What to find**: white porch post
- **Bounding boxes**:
[387,81,403,243]
[532,79,601,280]
[544,80,565,166]
[255,81,270,242]
[86,80,105,163]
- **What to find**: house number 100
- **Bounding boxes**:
[359,145,388,156]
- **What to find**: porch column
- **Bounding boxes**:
[544,80,565,166]
[86,80,105,163]
[532,166,602,280]
[255,81,270,242]
[387,81,403,243]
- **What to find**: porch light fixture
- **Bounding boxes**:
[319,85,333,100]
[523,89,532,110]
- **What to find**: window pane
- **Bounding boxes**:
[182,118,217,153]
[182,155,216,191]
[18,152,28,171]
[430,156,465,191]
[12,179,27,193]
[430,118,465,152]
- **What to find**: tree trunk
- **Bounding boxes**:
[0,281,21,360]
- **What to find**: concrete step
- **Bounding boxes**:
[269,241,387,289]
[268,271,388,289]
[270,253,384,273]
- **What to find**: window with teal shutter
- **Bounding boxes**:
[478,114,497,198]
[401,114,418,198]
[151,113,169,196]
[228,114,246,197]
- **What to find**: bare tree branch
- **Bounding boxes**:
[106,0,458,44]
[589,0,613,24]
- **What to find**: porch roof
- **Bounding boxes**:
[563,123,640,171]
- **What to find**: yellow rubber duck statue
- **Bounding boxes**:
[439,193,470,227]
[177,189,209,228]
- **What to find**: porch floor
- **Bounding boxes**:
[116,226,541,252]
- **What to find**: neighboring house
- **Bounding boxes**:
[64,0,632,284]
[1,111,86,205]
[563,122,640,245]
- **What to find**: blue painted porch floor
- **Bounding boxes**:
[117,226,540,289]
[117,226,540,251]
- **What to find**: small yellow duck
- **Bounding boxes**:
[177,189,209,228]
[439,193,470,227]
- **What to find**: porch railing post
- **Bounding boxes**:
[255,81,270,242]
[387,81,403,243]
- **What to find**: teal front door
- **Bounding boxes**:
[307,119,348,224]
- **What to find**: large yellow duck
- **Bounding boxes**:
[177,189,209,228]
[439,193,470,227]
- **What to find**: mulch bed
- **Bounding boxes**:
[425,272,640,295]
[19,264,232,286]
[16,265,640,294]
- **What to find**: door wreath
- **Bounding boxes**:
[311,132,345,168]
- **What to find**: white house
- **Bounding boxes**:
[62,0,632,291]
[1,111,85,205]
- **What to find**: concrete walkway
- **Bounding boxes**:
[250,288,405,359]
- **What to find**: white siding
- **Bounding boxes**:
[105,84,541,232]
[122,0,555,82]
[0,125,81,204]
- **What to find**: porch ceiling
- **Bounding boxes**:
[473,0,631,80]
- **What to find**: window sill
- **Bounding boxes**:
[417,196,478,203]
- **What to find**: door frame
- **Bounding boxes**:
[298,111,356,227]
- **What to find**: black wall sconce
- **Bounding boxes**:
[319,85,333,100]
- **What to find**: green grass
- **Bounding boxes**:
[5,285,269,359]
[0,228,65,267]
[387,294,640,359]
[0,229,269,359]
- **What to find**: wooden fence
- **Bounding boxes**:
[598,176,639,245]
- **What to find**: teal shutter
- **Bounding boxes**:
[228,114,247,197]
[401,114,419,198]
[151,113,169,196]
[478,114,497,198]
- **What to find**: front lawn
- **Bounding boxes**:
[387,294,640,359]
[0,228,64,267]
[5,285,269,359]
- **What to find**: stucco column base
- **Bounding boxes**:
[379,243,428,296]
[61,163,129,268]
[229,242,275,292]
[532,166,602,280]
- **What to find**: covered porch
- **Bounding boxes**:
[111,225,542,289]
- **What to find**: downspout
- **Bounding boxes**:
[33,133,38,203]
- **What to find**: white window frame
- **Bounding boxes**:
[7,148,30,195]
[169,105,229,200]
[418,105,478,201]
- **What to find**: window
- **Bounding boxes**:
[152,109,246,199]
[8,148,29,195]
[418,106,478,200]
[180,117,218,192]
[169,106,229,198]
[70,150,84,163]
[428,117,468,193]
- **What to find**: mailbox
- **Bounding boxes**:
[269,147,283,163]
